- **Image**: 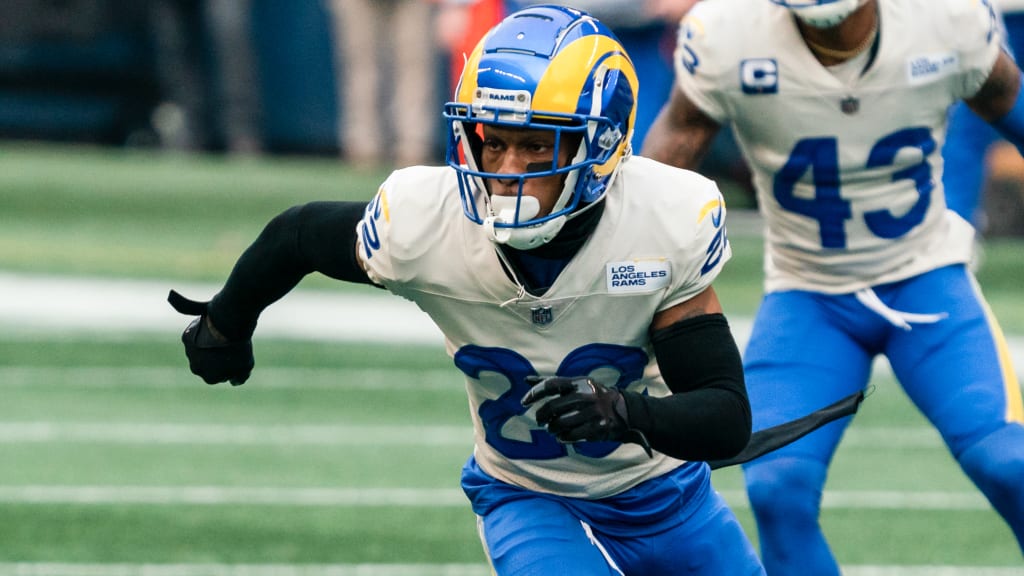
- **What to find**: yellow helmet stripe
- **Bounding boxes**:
[533,34,637,116]
[454,27,637,178]
[535,35,637,176]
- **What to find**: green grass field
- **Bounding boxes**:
[0,142,1022,574]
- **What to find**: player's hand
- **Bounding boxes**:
[167,290,253,385]
[521,376,652,457]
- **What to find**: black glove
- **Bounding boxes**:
[521,376,652,457]
[168,290,253,385]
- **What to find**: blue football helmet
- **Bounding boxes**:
[443,4,637,250]
[769,0,866,28]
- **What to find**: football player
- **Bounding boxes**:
[642,0,1024,573]
[170,5,766,575]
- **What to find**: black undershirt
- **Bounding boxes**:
[498,200,604,295]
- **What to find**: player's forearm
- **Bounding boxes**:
[627,313,752,460]
[623,385,751,461]
[208,201,371,341]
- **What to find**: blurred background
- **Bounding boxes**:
[0,0,763,194]
[0,0,341,155]
[0,1,1023,574]
[1,0,1021,227]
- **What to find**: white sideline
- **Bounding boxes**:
[0,565,489,576]
[0,485,993,511]
[0,273,445,345]
[0,564,1019,576]
[0,420,946,449]
[1,272,1023,374]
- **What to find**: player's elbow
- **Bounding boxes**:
[716,388,753,458]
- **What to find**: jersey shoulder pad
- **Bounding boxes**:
[674,0,772,122]
[621,156,722,223]
[924,0,998,45]
[917,0,1001,97]
[357,166,459,283]
[617,157,731,286]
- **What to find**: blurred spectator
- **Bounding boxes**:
[149,0,263,155]
[327,0,440,168]
[645,0,699,24]
[0,0,157,145]
[435,0,505,95]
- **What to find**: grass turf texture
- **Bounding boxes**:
[0,141,1022,568]
[1,336,1021,565]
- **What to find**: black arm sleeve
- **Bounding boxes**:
[206,201,373,341]
[620,313,751,461]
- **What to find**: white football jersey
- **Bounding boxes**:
[676,0,1002,293]
[355,157,731,499]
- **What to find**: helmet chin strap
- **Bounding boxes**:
[791,0,864,28]
[484,195,567,250]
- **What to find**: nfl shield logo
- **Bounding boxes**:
[840,96,860,115]
[531,306,553,326]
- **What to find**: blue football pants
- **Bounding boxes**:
[741,264,1024,574]
[462,458,764,575]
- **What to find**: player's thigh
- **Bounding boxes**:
[478,495,622,576]
[744,291,873,431]
[887,266,1022,451]
[638,489,764,575]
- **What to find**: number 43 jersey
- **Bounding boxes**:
[676,0,1002,294]
[355,157,731,499]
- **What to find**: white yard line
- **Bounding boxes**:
[0,422,473,446]
[0,565,1020,576]
[0,564,491,576]
[843,565,1019,569]
[0,366,461,391]
[0,486,467,507]
[2,272,1022,374]
[0,420,944,449]
[0,273,444,345]
[0,485,992,511]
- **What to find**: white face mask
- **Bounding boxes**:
[789,0,863,28]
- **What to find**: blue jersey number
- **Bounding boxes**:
[453,343,648,460]
[772,127,935,248]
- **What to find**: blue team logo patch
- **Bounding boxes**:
[740,58,778,95]
[907,53,958,85]
[606,260,671,294]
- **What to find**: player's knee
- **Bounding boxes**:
[959,422,1024,507]
[744,456,828,523]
